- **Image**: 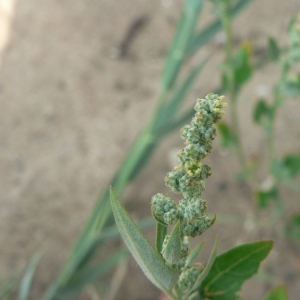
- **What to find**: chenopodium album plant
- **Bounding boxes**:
[110,94,273,300]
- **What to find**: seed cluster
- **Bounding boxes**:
[151,93,226,237]
[151,93,226,286]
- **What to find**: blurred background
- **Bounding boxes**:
[0,0,300,299]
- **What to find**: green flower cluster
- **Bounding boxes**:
[178,266,199,294]
[151,193,179,225]
[151,93,226,238]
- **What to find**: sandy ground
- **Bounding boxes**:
[0,0,300,299]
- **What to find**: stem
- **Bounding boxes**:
[266,128,275,169]
[220,0,246,169]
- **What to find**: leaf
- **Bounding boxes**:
[186,0,253,56]
[58,249,127,299]
[281,74,300,97]
[156,222,168,254]
[191,236,219,293]
[163,221,182,265]
[0,281,15,298]
[201,240,273,300]
[18,251,43,300]
[263,285,288,300]
[185,242,205,267]
[110,187,178,297]
[161,0,203,91]
[127,139,157,181]
[253,99,273,124]
[268,37,280,61]
[217,122,237,147]
[282,154,300,178]
[232,47,252,91]
[271,154,300,182]
[256,188,278,208]
[286,213,300,240]
[157,59,207,129]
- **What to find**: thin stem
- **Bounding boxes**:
[266,129,275,169]
[220,0,246,169]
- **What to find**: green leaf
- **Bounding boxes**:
[185,242,205,267]
[110,187,178,296]
[163,221,182,265]
[161,0,203,91]
[157,59,207,129]
[272,154,300,182]
[187,0,253,56]
[281,74,300,97]
[127,139,157,181]
[253,99,273,124]
[201,240,273,300]
[282,154,300,178]
[256,188,278,208]
[217,122,237,147]
[191,236,219,293]
[232,47,252,91]
[156,222,168,254]
[268,37,280,61]
[18,251,43,300]
[263,285,288,300]
[0,281,15,298]
[286,213,300,240]
[58,248,127,299]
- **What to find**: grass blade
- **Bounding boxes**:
[186,0,253,56]
[58,249,127,299]
[156,58,208,130]
[0,281,15,298]
[161,0,203,91]
[110,187,178,297]
[18,251,43,300]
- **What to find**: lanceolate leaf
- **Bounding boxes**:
[185,242,205,267]
[191,236,219,293]
[158,59,208,128]
[232,47,252,92]
[201,241,273,300]
[0,281,15,298]
[268,37,280,61]
[58,249,127,299]
[161,0,203,91]
[156,222,167,254]
[263,285,288,300]
[163,221,182,265]
[110,188,178,297]
[187,0,253,56]
[18,251,43,300]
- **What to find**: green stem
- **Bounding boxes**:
[266,128,275,169]
[220,0,246,169]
